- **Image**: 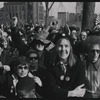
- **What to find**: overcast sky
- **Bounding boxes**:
[0,2,100,17]
[48,2,100,17]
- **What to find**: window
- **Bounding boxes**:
[12,6,14,11]
[13,13,15,17]
[39,13,44,20]
[22,5,24,10]
[13,6,15,11]
[19,6,21,11]
[9,13,11,19]
[6,6,8,11]
[9,6,10,11]
[39,6,43,12]
[16,13,18,17]
[19,12,22,19]
[0,13,3,18]
[39,2,42,5]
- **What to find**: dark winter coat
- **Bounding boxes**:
[30,66,46,98]
[11,26,29,56]
[44,58,85,99]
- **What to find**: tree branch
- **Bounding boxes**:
[48,2,55,11]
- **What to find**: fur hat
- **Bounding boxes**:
[53,32,72,44]
[29,30,51,47]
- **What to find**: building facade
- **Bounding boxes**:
[57,3,67,26]
[58,12,66,26]
[0,2,44,25]
[76,2,83,14]
[0,7,4,25]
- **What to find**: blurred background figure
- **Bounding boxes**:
[83,35,100,98]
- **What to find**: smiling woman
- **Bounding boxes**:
[44,32,86,99]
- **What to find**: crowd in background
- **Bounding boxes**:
[0,16,100,98]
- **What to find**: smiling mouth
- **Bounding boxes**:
[61,52,68,55]
[20,73,26,76]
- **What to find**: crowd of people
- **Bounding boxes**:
[0,16,100,98]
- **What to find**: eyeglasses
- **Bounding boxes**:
[29,57,38,60]
[18,65,28,70]
[90,50,100,54]
[35,40,45,45]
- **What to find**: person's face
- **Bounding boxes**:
[0,47,3,56]
[3,40,8,48]
[29,53,38,71]
[71,30,77,40]
[38,28,42,32]
[80,32,87,41]
[17,64,29,78]
[12,17,18,26]
[88,44,100,63]
[57,39,71,61]
[17,90,29,98]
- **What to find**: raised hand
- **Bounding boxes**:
[12,16,18,27]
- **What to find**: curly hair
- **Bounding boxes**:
[83,35,100,53]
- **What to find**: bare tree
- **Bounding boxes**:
[45,2,55,28]
[82,2,95,31]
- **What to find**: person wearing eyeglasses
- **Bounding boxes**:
[83,35,100,98]
[74,30,88,61]
[0,56,37,98]
[26,50,47,98]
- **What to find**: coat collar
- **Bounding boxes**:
[86,58,100,71]
[93,58,100,70]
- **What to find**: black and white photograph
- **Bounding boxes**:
[0,2,100,98]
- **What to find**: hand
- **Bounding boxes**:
[68,84,86,97]
[12,16,18,27]
[0,95,6,98]
[34,76,42,87]
[3,65,10,71]
[28,72,34,78]
[28,72,42,87]
[0,62,3,68]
